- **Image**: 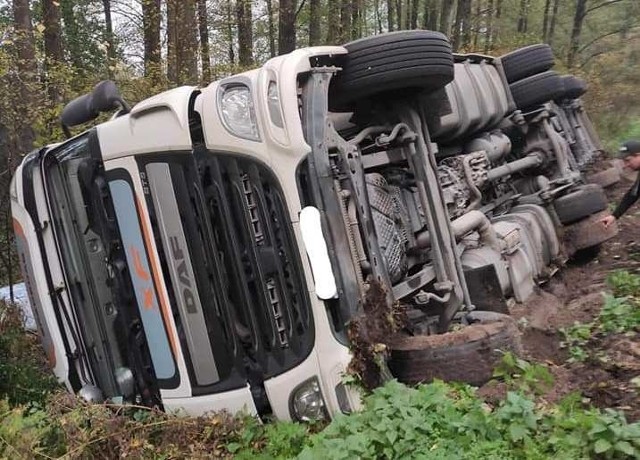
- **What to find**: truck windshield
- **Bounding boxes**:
[44,134,164,400]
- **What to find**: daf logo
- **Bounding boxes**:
[169,236,197,314]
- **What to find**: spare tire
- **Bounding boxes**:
[561,75,588,100]
[500,44,555,83]
[388,311,521,386]
[553,184,608,225]
[330,30,454,106]
[509,71,565,110]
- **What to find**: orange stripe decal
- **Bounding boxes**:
[12,219,25,239]
[135,196,179,357]
[131,246,151,281]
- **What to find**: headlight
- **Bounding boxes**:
[78,384,105,403]
[289,377,329,422]
[9,174,18,200]
[219,85,260,141]
[115,367,135,397]
[267,81,284,128]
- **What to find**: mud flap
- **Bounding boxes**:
[464,265,509,314]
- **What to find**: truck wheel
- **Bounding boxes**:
[553,184,608,225]
[500,44,555,83]
[587,167,620,189]
[561,75,588,100]
[330,30,454,106]
[564,210,618,255]
[509,71,565,110]
[388,311,521,387]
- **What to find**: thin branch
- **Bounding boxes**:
[586,0,625,15]
[295,0,308,18]
[577,26,632,54]
[579,50,610,68]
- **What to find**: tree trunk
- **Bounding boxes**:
[142,0,161,82]
[410,0,419,29]
[226,0,235,63]
[398,0,407,29]
[181,0,199,84]
[43,0,63,102]
[548,0,560,46]
[375,0,382,33]
[237,0,253,66]
[462,0,472,48]
[340,0,351,42]
[11,0,37,164]
[491,0,502,47]
[484,0,494,52]
[327,0,340,43]
[266,0,276,56]
[279,0,297,54]
[168,0,199,85]
[60,0,82,72]
[473,0,482,49]
[167,0,178,83]
[439,0,454,35]
[422,0,438,30]
[197,0,211,83]
[453,0,471,50]
[309,0,321,45]
[542,0,551,42]
[387,0,395,31]
[102,0,115,78]
[351,0,363,39]
[568,0,587,68]
[517,0,530,34]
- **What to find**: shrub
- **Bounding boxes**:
[0,301,59,406]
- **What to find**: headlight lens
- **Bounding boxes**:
[267,81,284,128]
[9,175,17,200]
[220,85,260,141]
[290,377,329,422]
[115,367,135,397]
[78,384,105,403]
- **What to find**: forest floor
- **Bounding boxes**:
[480,164,640,421]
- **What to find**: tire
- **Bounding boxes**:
[500,44,555,83]
[564,210,618,255]
[561,75,588,100]
[330,30,454,106]
[587,167,620,188]
[388,311,521,386]
[509,71,565,110]
[553,184,608,224]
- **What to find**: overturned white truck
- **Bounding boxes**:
[11,31,615,421]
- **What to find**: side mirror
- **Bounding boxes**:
[61,80,131,137]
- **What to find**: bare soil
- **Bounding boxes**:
[503,168,640,421]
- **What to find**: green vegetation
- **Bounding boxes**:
[492,351,554,396]
[598,116,640,154]
[0,302,59,407]
[562,270,640,363]
[4,377,640,459]
[7,273,640,459]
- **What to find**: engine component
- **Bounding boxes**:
[492,221,535,302]
[437,152,490,218]
[437,161,470,218]
[464,131,512,163]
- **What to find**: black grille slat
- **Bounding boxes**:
[198,154,314,378]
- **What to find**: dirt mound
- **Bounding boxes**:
[493,171,640,421]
